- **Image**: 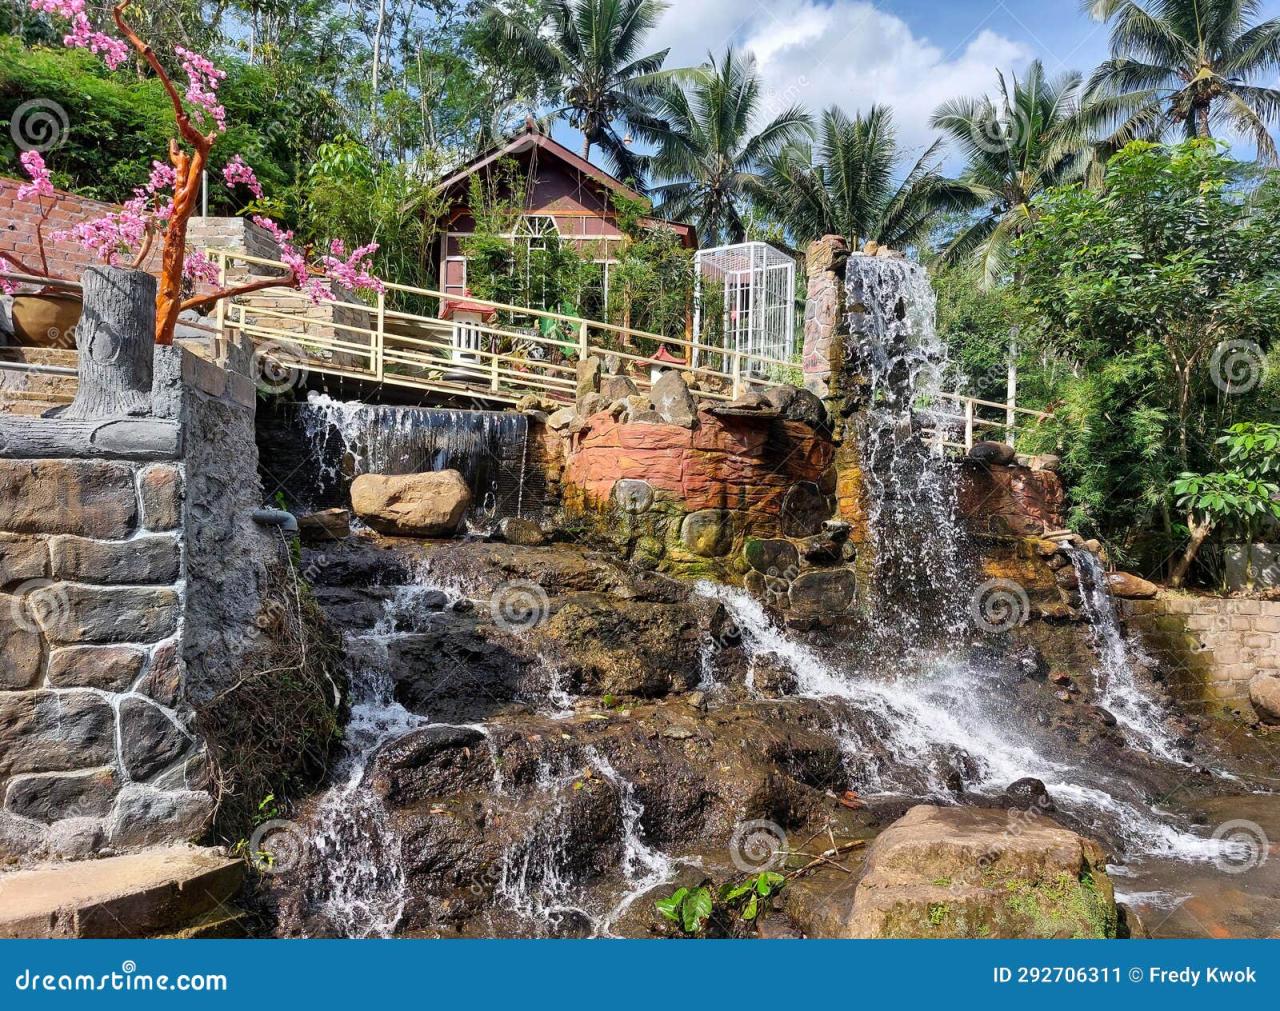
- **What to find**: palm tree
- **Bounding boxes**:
[478,0,673,182]
[646,48,812,244]
[1083,0,1280,162]
[761,104,979,251]
[931,60,1092,287]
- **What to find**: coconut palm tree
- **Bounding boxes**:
[1083,0,1280,162]
[761,104,979,251]
[646,48,812,245]
[478,0,673,182]
[930,60,1092,287]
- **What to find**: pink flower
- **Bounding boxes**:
[175,45,227,133]
[222,155,264,199]
[320,240,383,295]
[183,248,222,286]
[16,151,55,201]
[250,216,383,303]
[52,205,148,267]
[30,0,130,70]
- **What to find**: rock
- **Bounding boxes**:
[862,240,879,256]
[968,440,1017,466]
[578,392,610,418]
[602,353,623,376]
[1104,572,1158,599]
[5,767,118,822]
[136,639,180,707]
[751,652,798,697]
[1003,777,1055,812]
[0,690,115,778]
[781,481,829,537]
[1031,454,1061,473]
[798,532,842,564]
[743,538,799,576]
[1249,674,1280,724]
[782,388,828,429]
[138,464,182,531]
[762,385,798,413]
[546,407,576,431]
[108,785,213,849]
[0,533,49,585]
[350,470,471,537]
[0,603,41,690]
[50,534,180,585]
[34,585,179,645]
[118,698,193,782]
[297,508,351,542]
[496,517,547,547]
[47,644,147,691]
[846,805,1117,938]
[788,568,856,619]
[680,509,733,557]
[575,356,602,403]
[806,235,849,274]
[369,725,491,805]
[650,370,697,428]
[612,478,654,514]
[600,374,638,401]
[0,460,138,538]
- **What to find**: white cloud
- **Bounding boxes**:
[651,0,1034,165]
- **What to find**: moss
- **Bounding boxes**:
[998,870,1117,939]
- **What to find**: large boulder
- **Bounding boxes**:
[350,470,471,537]
[650,370,697,428]
[1104,571,1159,599]
[1249,673,1280,724]
[846,804,1117,938]
[968,440,1017,466]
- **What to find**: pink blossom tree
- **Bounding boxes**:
[4,0,382,344]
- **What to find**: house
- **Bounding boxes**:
[432,123,697,306]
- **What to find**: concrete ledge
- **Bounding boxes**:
[0,417,182,461]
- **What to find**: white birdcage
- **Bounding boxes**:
[692,241,796,377]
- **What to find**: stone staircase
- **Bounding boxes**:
[0,846,249,938]
[0,345,78,416]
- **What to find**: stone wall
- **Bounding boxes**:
[1120,594,1280,717]
[0,267,277,861]
[956,459,1066,537]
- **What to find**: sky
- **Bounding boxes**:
[555,0,1280,172]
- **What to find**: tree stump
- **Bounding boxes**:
[63,266,156,420]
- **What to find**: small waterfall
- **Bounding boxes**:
[846,256,968,639]
[278,392,537,525]
[700,581,1231,863]
[1066,548,1188,764]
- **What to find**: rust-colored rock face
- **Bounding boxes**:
[956,459,1066,538]
[562,409,835,538]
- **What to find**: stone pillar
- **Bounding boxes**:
[62,266,156,420]
[801,235,849,400]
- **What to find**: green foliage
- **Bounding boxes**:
[655,885,713,934]
[1012,140,1280,569]
[656,872,786,937]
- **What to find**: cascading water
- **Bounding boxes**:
[699,582,1231,863]
[1066,547,1189,765]
[845,256,969,639]
[272,392,538,525]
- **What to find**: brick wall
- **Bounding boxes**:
[0,177,162,280]
[1121,594,1280,714]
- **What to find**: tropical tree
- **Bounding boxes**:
[647,48,811,245]
[1083,0,1280,163]
[761,104,977,251]
[931,60,1092,287]
[478,0,673,181]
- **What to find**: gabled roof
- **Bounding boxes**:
[435,124,696,248]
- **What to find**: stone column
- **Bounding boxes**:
[63,266,156,420]
[801,235,849,400]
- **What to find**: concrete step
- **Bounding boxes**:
[0,846,245,939]
[0,345,79,368]
[157,905,253,939]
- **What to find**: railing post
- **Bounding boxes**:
[964,397,975,451]
[490,341,500,394]
[374,289,385,381]
[578,320,589,361]
[213,250,227,361]
[731,348,742,399]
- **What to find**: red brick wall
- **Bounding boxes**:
[0,176,162,283]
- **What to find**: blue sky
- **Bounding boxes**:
[557,0,1280,171]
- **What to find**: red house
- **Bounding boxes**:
[433,123,697,303]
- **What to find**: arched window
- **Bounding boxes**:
[513,214,559,252]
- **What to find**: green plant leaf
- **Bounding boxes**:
[655,887,687,923]
[742,893,758,920]
[681,886,712,934]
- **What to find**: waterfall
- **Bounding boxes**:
[699,581,1232,864]
[1066,548,1189,765]
[280,392,537,524]
[846,256,969,640]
